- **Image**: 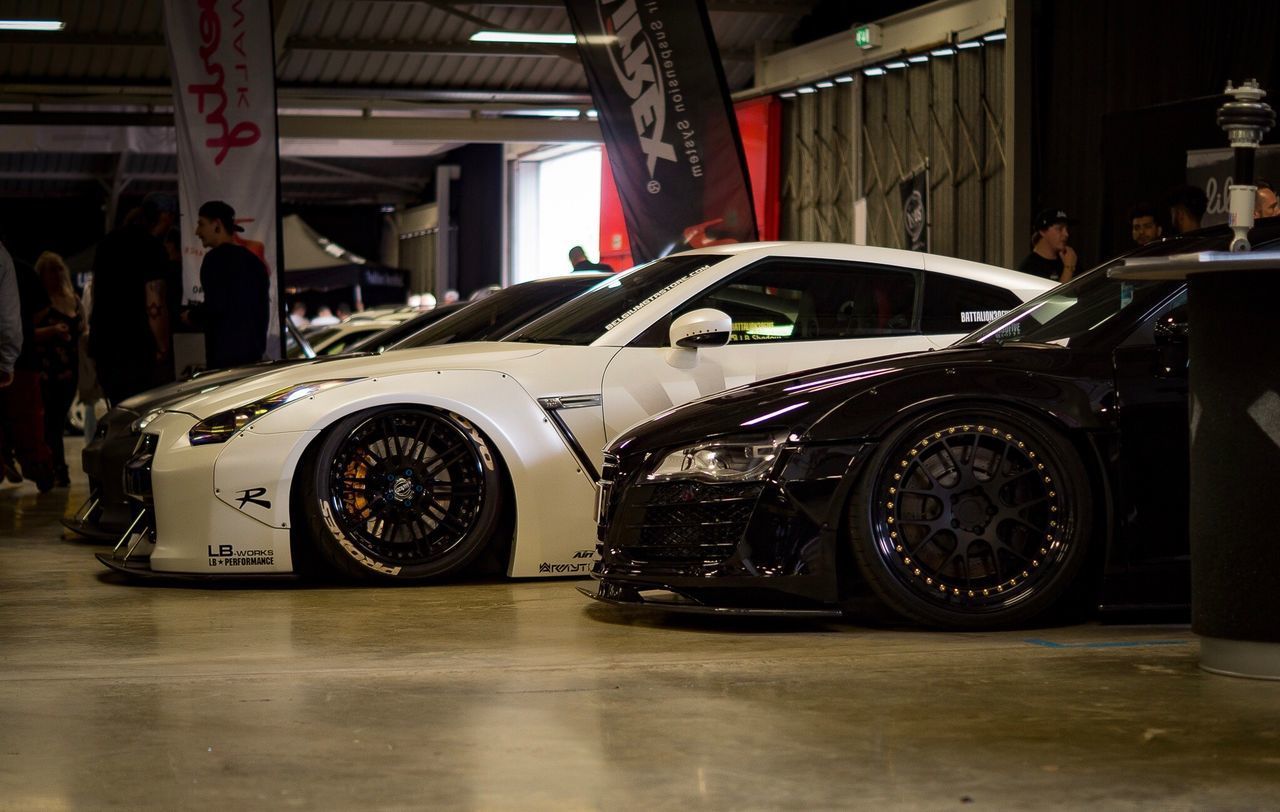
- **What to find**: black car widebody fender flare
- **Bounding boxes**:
[800,368,1118,601]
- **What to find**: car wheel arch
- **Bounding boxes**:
[830,393,1114,617]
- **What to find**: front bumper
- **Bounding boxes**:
[592,442,872,611]
[63,408,142,539]
[93,411,303,578]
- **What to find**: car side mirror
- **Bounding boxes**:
[670,308,732,349]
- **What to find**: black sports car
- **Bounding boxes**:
[587,223,1280,628]
[64,273,607,541]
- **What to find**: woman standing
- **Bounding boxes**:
[34,252,83,487]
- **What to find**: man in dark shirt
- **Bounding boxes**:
[1017,208,1078,283]
[568,245,613,272]
[191,200,269,371]
[89,195,173,404]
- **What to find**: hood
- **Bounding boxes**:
[164,341,549,418]
[609,344,1083,454]
[117,359,311,415]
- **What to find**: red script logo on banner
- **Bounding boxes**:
[187,0,262,165]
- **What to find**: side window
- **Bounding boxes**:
[635,260,919,346]
[921,274,1022,334]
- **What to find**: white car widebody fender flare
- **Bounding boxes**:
[149,369,601,578]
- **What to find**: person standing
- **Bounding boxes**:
[1018,208,1078,283]
[0,252,54,491]
[33,252,83,487]
[568,245,613,272]
[89,193,173,404]
[190,201,269,370]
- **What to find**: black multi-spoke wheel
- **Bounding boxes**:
[849,407,1091,628]
[301,406,503,582]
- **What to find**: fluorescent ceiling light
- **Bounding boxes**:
[0,19,64,31]
[779,91,797,99]
[908,55,929,63]
[470,30,576,45]
[796,86,817,94]
[957,40,983,49]
[863,67,886,77]
[983,31,1007,41]
[503,108,583,117]
[885,60,907,69]
[586,109,598,119]
[931,47,956,56]
[816,81,834,88]
[834,75,854,84]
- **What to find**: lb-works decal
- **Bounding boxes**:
[207,544,275,568]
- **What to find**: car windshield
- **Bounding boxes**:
[347,304,464,352]
[509,255,727,345]
[391,276,602,350]
[961,267,1178,348]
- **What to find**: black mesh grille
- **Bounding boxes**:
[618,481,762,564]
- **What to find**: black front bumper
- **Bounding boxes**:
[592,442,872,612]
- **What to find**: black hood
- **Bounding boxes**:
[608,343,1110,455]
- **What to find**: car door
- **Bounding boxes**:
[1104,289,1191,610]
[600,257,931,446]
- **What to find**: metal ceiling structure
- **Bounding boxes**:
[0,0,819,205]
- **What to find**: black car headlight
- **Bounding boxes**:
[188,379,363,446]
[646,433,787,483]
[130,409,162,434]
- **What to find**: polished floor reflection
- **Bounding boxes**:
[2,439,1279,809]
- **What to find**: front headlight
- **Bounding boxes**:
[188,379,362,445]
[130,409,162,434]
[646,433,786,483]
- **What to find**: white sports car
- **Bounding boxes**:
[99,243,1052,582]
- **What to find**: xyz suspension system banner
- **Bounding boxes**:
[164,0,282,357]
[565,0,758,263]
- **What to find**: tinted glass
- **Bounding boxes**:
[921,274,1023,334]
[510,255,728,345]
[633,260,918,347]
[347,304,465,352]
[963,269,1179,348]
[392,276,603,350]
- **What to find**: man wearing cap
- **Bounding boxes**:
[89,193,175,404]
[191,200,269,371]
[1018,208,1078,283]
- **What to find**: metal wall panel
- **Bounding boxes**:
[780,43,1006,264]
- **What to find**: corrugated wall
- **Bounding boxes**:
[781,42,1006,265]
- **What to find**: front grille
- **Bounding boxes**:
[618,481,763,564]
[122,433,159,503]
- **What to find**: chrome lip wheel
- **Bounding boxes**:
[326,411,486,566]
[876,423,1067,608]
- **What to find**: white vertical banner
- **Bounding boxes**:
[164,0,282,358]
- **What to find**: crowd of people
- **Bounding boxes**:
[1017,181,1279,283]
[0,194,270,493]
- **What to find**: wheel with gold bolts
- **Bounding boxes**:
[848,407,1092,629]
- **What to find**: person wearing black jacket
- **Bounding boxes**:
[189,201,269,371]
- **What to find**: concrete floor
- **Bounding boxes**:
[2,439,1280,810]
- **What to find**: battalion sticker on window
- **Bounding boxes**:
[959,309,1008,324]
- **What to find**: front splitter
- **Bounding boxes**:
[578,582,843,618]
[95,553,300,584]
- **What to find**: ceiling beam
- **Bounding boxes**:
[387,0,806,12]
[0,81,592,106]
[0,35,749,62]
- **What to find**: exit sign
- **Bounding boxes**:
[854,24,882,49]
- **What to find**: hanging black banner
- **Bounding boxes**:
[899,166,929,252]
[565,0,758,262]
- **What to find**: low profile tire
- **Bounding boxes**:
[301,406,503,582]
[848,407,1092,629]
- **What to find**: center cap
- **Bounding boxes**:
[393,477,414,500]
[953,494,991,528]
